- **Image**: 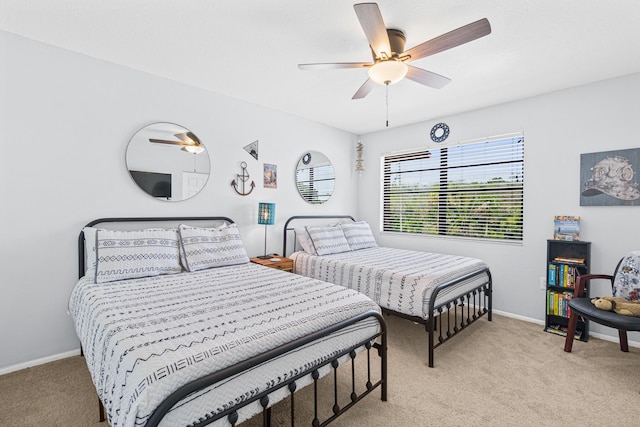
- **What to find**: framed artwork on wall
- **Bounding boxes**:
[263,163,277,189]
[580,147,640,206]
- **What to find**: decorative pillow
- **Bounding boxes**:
[294,227,318,255]
[613,251,640,301]
[178,223,250,272]
[306,225,351,256]
[340,221,378,251]
[94,228,182,284]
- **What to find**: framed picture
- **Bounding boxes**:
[553,215,580,241]
[263,163,277,189]
[580,147,640,206]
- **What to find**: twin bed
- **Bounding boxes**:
[283,215,493,368]
[69,217,387,427]
[69,214,492,426]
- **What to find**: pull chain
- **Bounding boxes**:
[385,81,389,127]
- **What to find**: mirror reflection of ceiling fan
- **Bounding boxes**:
[298,2,491,99]
[149,132,205,154]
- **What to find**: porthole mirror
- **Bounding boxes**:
[295,151,335,204]
[125,122,210,201]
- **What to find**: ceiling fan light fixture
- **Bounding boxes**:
[368,60,407,85]
[182,144,205,154]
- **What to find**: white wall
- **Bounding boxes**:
[2,28,639,372]
[0,31,359,371]
[357,72,640,340]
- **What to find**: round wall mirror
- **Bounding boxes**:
[125,122,210,201]
[295,151,335,204]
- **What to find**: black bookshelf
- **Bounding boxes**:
[544,239,591,341]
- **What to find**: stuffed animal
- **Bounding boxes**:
[591,296,640,317]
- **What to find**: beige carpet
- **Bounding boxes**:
[1,314,639,427]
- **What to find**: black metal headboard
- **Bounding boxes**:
[78,216,234,279]
[282,215,355,256]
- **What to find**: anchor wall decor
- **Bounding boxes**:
[231,161,255,196]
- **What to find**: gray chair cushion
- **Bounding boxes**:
[569,297,640,331]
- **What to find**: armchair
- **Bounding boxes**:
[564,252,640,353]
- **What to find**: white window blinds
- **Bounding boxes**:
[382,133,524,241]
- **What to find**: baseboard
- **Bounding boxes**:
[586,331,640,348]
[0,348,81,376]
[492,309,640,349]
[492,309,544,325]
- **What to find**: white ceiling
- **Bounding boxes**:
[2,1,639,135]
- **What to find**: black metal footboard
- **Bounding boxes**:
[144,310,387,427]
[426,267,492,368]
[383,267,492,368]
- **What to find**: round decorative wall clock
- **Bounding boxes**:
[430,122,450,143]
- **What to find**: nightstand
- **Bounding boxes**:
[250,255,293,272]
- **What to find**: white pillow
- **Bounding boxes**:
[613,251,640,300]
[340,221,378,251]
[94,228,182,284]
[178,223,250,272]
[294,227,318,255]
[306,225,351,256]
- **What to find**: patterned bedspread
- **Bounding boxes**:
[291,247,490,320]
[69,263,381,427]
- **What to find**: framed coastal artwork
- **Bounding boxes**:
[580,148,640,206]
[263,163,277,189]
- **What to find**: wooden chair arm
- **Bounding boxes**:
[574,273,614,298]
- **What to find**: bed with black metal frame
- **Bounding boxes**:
[71,216,387,427]
[283,215,492,368]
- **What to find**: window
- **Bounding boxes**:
[382,133,524,241]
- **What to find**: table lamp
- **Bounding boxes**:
[257,202,276,259]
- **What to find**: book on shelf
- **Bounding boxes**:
[547,264,557,286]
[545,324,582,340]
[553,256,585,264]
[547,263,579,287]
[553,215,580,241]
[547,290,573,317]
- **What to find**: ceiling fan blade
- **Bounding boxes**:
[352,78,377,99]
[405,66,451,89]
[175,132,202,146]
[403,18,491,62]
[354,3,391,58]
[149,138,186,146]
[298,62,372,70]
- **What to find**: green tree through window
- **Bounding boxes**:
[382,134,524,241]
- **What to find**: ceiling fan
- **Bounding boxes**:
[149,132,205,154]
[298,2,491,99]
